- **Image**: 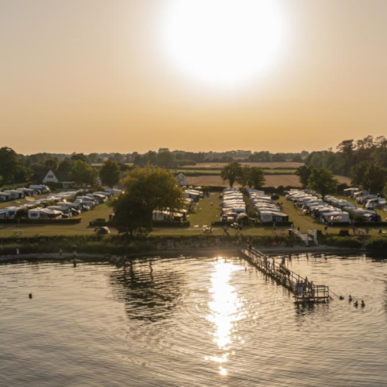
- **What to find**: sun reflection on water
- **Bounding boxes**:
[206,258,245,376]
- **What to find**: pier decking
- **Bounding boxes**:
[239,247,330,303]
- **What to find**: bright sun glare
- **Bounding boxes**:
[162,0,287,89]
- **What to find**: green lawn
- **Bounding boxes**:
[187,193,222,227]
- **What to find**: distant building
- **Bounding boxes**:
[158,148,170,153]
[42,170,75,189]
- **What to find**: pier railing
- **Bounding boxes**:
[240,247,330,303]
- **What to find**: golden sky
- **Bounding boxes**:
[1,0,387,154]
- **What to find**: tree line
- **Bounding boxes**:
[0,147,125,188]
[220,162,266,189]
[305,135,387,195]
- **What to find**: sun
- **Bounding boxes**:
[161,0,287,89]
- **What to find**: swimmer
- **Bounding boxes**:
[354,301,359,307]
[361,300,365,308]
[349,295,353,302]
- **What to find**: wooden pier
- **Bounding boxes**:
[239,247,330,303]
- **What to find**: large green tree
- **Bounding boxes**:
[100,160,121,188]
[351,161,387,193]
[109,196,149,236]
[0,147,31,185]
[351,161,370,187]
[221,162,242,187]
[110,166,184,230]
[247,167,266,189]
[296,165,314,187]
[307,168,338,198]
[362,163,387,193]
[44,157,59,171]
[69,160,98,186]
[157,151,177,168]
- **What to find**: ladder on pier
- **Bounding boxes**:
[239,247,330,303]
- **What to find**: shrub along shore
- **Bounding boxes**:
[0,234,386,258]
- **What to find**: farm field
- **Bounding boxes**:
[182,162,304,168]
[173,168,297,175]
[186,174,351,188]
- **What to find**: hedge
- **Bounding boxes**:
[365,237,387,252]
[153,221,190,228]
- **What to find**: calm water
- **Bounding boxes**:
[1,254,387,387]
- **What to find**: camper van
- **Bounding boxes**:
[29,185,51,194]
[28,208,62,219]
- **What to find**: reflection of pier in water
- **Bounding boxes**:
[239,248,330,303]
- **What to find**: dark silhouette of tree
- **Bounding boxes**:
[100,159,121,187]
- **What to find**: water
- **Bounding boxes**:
[0,254,386,387]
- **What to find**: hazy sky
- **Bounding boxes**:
[1,0,387,154]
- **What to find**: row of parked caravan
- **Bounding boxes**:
[152,187,204,223]
[286,189,383,224]
[343,188,387,210]
[0,185,51,202]
[219,188,246,222]
[0,188,121,220]
[248,189,288,223]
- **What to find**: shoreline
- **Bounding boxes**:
[0,245,366,263]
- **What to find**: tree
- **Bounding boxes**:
[0,147,31,185]
[221,162,242,187]
[71,153,89,163]
[57,158,74,173]
[157,151,177,168]
[292,154,303,162]
[111,166,184,230]
[351,161,387,193]
[307,168,338,198]
[109,195,149,236]
[351,161,370,187]
[69,160,98,186]
[362,163,387,194]
[296,165,314,187]
[247,167,266,189]
[44,157,59,171]
[100,160,121,188]
[236,166,250,187]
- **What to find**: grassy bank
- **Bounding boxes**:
[0,233,376,257]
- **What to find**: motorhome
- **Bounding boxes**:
[28,208,62,219]
[29,185,51,194]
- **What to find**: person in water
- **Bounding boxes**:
[349,295,353,302]
[354,301,359,307]
[361,300,365,307]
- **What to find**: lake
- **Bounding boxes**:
[1,254,386,386]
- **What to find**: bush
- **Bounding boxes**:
[366,237,387,252]
[338,230,350,237]
[322,235,362,249]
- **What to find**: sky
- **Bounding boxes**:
[1,0,387,155]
